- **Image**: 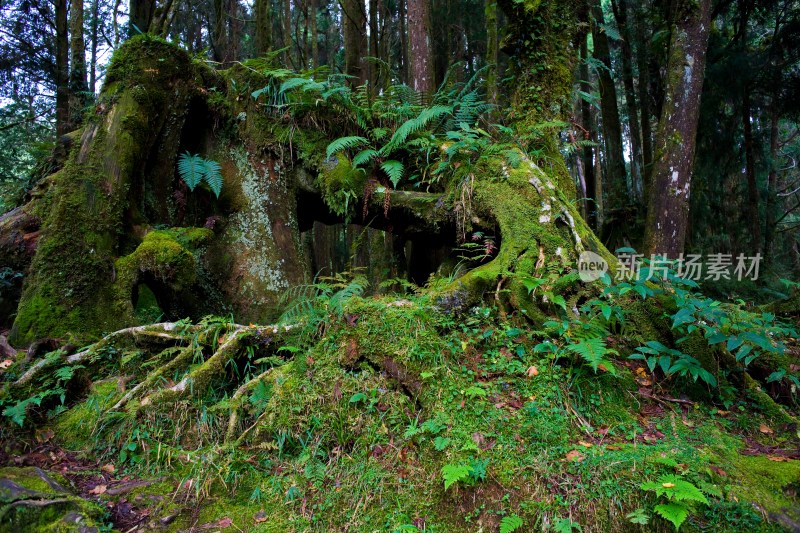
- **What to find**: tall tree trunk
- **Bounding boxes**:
[129,0,156,36]
[284,0,294,65]
[310,0,319,68]
[255,0,272,55]
[763,103,779,268]
[610,0,644,205]
[399,0,408,84]
[89,0,98,92]
[55,0,70,135]
[591,0,628,215]
[369,0,379,88]
[580,31,598,230]
[69,0,88,129]
[742,83,761,250]
[643,0,712,257]
[407,0,433,96]
[485,0,498,107]
[341,0,367,84]
[634,0,654,188]
[212,0,227,61]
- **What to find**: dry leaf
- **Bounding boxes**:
[101,464,115,474]
[597,363,610,373]
[578,441,593,448]
[759,423,774,435]
[0,359,13,369]
[35,428,54,443]
[565,450,586,462]
[254,511,268,523]
[767,455,789,462]
[661,482,676,488]
[526,366,539,377]
[90,484,107,495]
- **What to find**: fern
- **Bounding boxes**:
[653,502,689,530]
[441,464,471,490]
[499,515,523,533]
[352,149,379,167]
[380,160,404,188]
[177,152,204,191]
[326,136,369,159]
[566,337,616,373]
[328,275,367,317]
[177,152,224,198]
[202,159,223,197]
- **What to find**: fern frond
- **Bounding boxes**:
[326,136,369,159]
[380,160,404,188]
[177,152,203,191]
[202,159,223,198]
[353,149,379,167]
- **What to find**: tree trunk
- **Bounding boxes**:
[399,0,408,84]
[341,0,367,84]
[255,0,273,55]
[310,0,319,68]
[763,103,779,268]
[634,0,654,189]
[643,0,712,257]
[407,0,434,96]
[89,0,98,92]
[69,0,88,129]
[129,0,156,36]
[610,0,644,205]
[591,0,628,214]
[485,0,498,107]
[742,83,761,251]
[55,0,70,136]
[580,29,597,230]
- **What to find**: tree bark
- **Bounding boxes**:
[407,0,434,96]
[742,83,761,251]
[591,0,628,214]
[89,0,98,92]
[643,0,712,257]
[341,0,367,84]
[634,0,654,190]
[485,0,498,107]
[129,0,156,36]
[55,0,70,135]
[69,0,88,129]
[255,0,272,55]
[579,31,598,230]
[610,0,644,205]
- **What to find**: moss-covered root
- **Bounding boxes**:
[225,368,273,442]
[109,344,196,411]
[744,373,798,426]
[139,327,273,408]
[10,322,191,388]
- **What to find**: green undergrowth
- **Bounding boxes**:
[2,270,799,531]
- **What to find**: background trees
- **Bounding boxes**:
[1,0,799,292]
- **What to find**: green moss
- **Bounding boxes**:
[11,38,198,343]
[0,467,103,531]
[719,450,800,522]
[54,379,120,449]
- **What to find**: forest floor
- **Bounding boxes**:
[1,290,800,532]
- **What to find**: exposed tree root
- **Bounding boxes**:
[225,368,275,442]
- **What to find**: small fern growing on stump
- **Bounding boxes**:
[177,152,224,198]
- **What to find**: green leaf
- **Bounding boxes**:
[202,159,223,198]
[380,160,404,188]
[326,136,369,159]
[499,515,523,533]
[567,337,609,372]
[349,392,366,403]
[441,464,471,490]
[654,502,689,530]
[177,152,203,191]
[352,149,378,167]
